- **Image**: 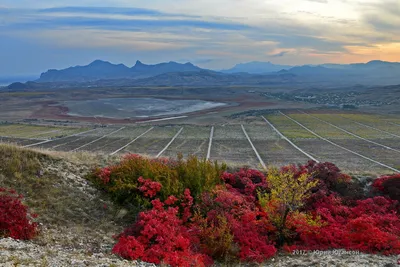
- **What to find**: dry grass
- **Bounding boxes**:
[0,143,129,252]
[32,146,121,166]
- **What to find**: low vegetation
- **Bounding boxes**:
[87,153,226,211]
[89,154,400,266]
[0,188,38,240]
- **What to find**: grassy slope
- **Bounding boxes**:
[0,144,135,265]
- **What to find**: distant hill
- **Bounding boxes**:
[0,75,38,86]
[221,61,293,74]
[13,71,297,89]
[287,65,346,76]
[222,60,400,81]
[37,60,207,82]
[132,60,202,78]
[285,61,400,84]
[37,60,132,82]
[322,60,400,71]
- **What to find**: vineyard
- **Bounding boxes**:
[1,111,400,174]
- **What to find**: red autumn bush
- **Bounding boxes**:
[304,161,362,200]
[230,211,277,262]
[194,187,277,263]
[372,174,400,202]
[137,177,162,198]
[305,161,351,188]
[113,197,213,267]
[290,195,400,255]
[114,180,277,265]
[221,168,268,198]
[92,156,400,264]
[0,188,38,240]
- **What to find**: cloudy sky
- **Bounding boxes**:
[0,0,399,76]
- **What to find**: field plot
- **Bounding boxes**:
[264,115,316,139]
[280,113,399,173]
[0,136,41,146]
[338,114,400,136]
[308,114,396,139]
[42,127,120,152]
[244,124,310,167]
[285,114,357,140]
[0,123,88,140]
[33,128,88,139]
[332,139,400,171]
[122,126,181,157]
[293,139,389,173]
[34,128,105,150]
[368,139,400,150]
[86,127,153,154]
[295,112,400,155]
[0,124,46,138]
[210,125,260,168]
[0,124,73,139]
[162,126,210,158]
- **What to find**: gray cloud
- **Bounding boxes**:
[361,1,400,35]
[270,51,290,57]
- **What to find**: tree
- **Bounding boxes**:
[258,166,318,245]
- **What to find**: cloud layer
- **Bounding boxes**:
[0,0,399,75]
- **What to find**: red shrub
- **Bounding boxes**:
[292,195,400,255]
[181,189,193,223]
[113,197,212,267]
[305,161,352,191]
[195,188,277,262]
[230,211,277,263]
[221,168,268,198]
[0,188,38,240]
[372,174,400,202]
[345,215,400,255]
[200,188,258,222]
[372,175,392,192]
[98,166,112,184]
[112,236,145,260]
[137,177,162,198]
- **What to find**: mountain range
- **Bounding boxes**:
[38,60,203,82]
[6,59,400,89]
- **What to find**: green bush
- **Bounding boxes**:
[87,154,226,209]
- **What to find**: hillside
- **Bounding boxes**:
[0,144,139,266]
[8,71,297,90]
[0,144,399,266]
[37,60,205,83]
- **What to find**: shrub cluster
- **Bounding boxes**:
[87,154,226,208]
[0,187,38,240]
[89,157,400,266]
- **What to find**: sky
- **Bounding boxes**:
[0,0,399,76]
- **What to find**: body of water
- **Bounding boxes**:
[63,97,226,119]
